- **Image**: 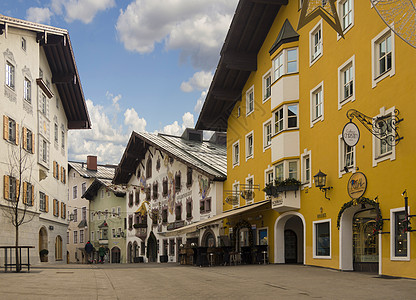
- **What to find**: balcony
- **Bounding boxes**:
[270,188,300,212]
[99,238,108,245]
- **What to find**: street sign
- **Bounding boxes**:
[342,122,360,147]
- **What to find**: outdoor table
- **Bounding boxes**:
[0,246,34,272]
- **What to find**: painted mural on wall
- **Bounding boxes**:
[198,175,211,200]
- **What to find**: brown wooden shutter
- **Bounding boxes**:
[61,202,63,218]
[53,199,56,216]
[3,115,9,141]
[57,163,59,180]
[45,195,49,212]
[15,179,19,200]
[60,167,63,183]
[57,200,60,217]
[53,161,56,178]
[31,133,35,154]
[23,182,27,204]
[31,185,34,206]
[22,127,27,150]
[15,123,19,145]
[3,175,9,200]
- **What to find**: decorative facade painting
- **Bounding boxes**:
[198,175,211,200]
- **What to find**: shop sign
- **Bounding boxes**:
[342,122,360,147]
[271,195,284,209]
[347,172,367,199]
[167,220,185,231]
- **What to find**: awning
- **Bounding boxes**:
[161,200,270,237]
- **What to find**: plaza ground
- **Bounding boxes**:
[0,263,415,299]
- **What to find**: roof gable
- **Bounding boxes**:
[269,19,299,55]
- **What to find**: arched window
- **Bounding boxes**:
[146,158,152,178]
[55,235,63,261]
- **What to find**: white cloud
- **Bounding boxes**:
[180,71,213,93]
[194,90,207,114]
[106,91,122,112]
[124,108,147,133]
[162,112,195,136]
[51,0,116,24]
[26,7,52,24]
[116,0,238,70]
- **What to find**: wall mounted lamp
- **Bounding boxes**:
[314,170,333,200]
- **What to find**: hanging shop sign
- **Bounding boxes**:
[271,194,284,209]
[347,172,367,199]
[342,122,360,147]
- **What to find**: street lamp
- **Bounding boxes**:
[314,170,332,200]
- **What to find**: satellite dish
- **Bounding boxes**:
[371,0,416,49]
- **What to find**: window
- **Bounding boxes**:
[153,181,158,199]
[169,239,175,256]
[128,191,133,207]
[53,199,59,217]
[3,116,18,145]
[117,207,121,218]
[141,242,145,255]
[146,158,152,178]
[200,198,211,214]
[53,161,60,180]
[3,175,17,201]
[82,207,87,221]
[288,161,298,179]
[175,204,182,221]
[339,135,355,177]
[73,186,78,199]
[61,203,66,219]
[310,20,323,64]
[265,170,274,185]
[74,231,78,244]
[61,126,65,150]
[128,215,133,230]
[275,160,299,182]
[152,210,158,225]
[232,141,240,167]
[135,188,140,204]
[186,200,192,219]
[23,182,34,206]
[237,106,241,118]
[275,163,284,182]
[338,56,355,108]
[40,94,47,115]
[263,71,272,101]
[23,127,34,154]
[339,0,353,32]
[314,220,331,258]
[54,123,58,144]
[162,208,168,223]
[372,28,395,87]
[232,182,240,208]
[80,230,84,244]
[175,172,181,192]
[21,37,26,51]
[81,182,87,195]
[391,209,409,260]
[187,168,192,187]
[41,139,47,163]
[162,179,168,197]
[246,132,253,160]
[5,61,15,89]
[246,87,254,115]
[39,192,48,212]
[61,167,66,184]
[301,150,311,187]
[24,78,31,103]
[272,48,298,81]
[310,82,324,127]
[263,121,272,149]
[73,209,78,222]
[274,104,299,134]
[112,228,116,238]
[372,107,396,166]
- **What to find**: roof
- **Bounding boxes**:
[269,19,299,55]
[82,178,126,201]
[0,15,91,129]
[113,131,227,185]
[195,0,288,131]
[68,161,116,180]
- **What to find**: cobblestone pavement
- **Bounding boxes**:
[0,263,414,299]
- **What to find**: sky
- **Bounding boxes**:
[0,0,239,164]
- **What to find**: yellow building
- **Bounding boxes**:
[196,0,416,278]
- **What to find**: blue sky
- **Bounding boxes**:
[1,0,238,164]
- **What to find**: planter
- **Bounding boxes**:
[275,185,299,192]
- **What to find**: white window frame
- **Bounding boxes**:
[232,140,240,168]
[245,131,254,161]
[338,55,355,109]
[23,77,31,103]
[274,104,299,135]
[390,207,410,261]
[263,119,272,151]
[310,81,324,127]
[338,134,356,178]
[61,125,65,150]
[5,60,15,90]
[21,37,27,51]
[301,149,312,188]
[272,47,299,82]
[309,20,323,66]
[246,86,254,116]
[265,165,274,185]
[245,175,255,205]
[338,0,354,38]
[73,186,77,199]
[313,219,332,259]
[262,70,272,102]
[372,106,396,167]
[274,159,299,182]
[371,27,395,88]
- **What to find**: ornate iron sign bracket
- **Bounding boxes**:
[346,109,403,146]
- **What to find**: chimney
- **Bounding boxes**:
[87,156,97,171]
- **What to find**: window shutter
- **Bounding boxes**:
[15,179,20,200]
[57,163,59,180]
[31,185,34,205]
[23,182,27,204]
[53,199,56,216]
[45,195,49,212]
[15,123,19,145]
[53,161,56,178]
[3,175,9,200]
[3,115,9,141]
[22,127,27,150]
[31,133,35,154]
[61,202,63,218]
[57,200,60,216]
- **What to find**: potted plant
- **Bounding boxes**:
[263,178,301,196]
[39,249,48,262]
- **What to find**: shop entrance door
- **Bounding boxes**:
[284,230,297,264]
[353,209,378,273]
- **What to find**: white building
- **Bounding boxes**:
[0,15,90,265]
[113,129,227,263]
[67,157,116,263]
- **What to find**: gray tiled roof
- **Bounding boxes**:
[138,132,227,180]
[68,161,116,180]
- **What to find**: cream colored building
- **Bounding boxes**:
[0,15,90,265]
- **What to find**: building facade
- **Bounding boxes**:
[196,0,416,278]
[114,129,226,263]
[83,178,126,263]
[0,15,90,264]
[67,157,116,263]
